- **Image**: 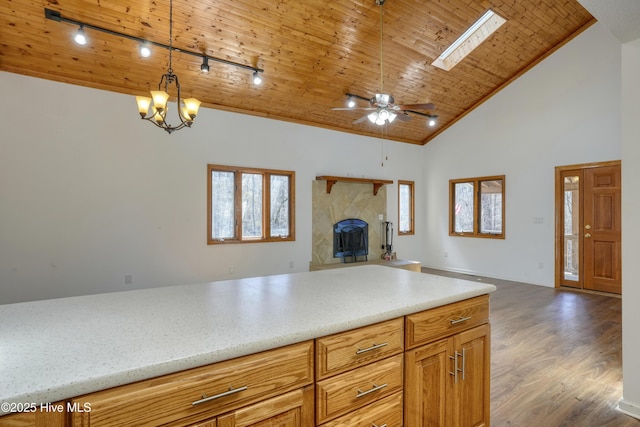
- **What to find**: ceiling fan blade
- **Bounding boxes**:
[397,103,436,111]
[332,107,376,111]
[353,114,371,124]
[395,113,412,122]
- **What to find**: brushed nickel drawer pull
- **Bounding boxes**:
[192,385,248,406]
[372,424,387,427]
[450,315,472,325]
[356,383,388,398]
[356,342,389,354]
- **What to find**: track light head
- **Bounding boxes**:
[347,96,356,108]
[73,25,87,45]
[427,115,438,127]
[200,57,209,73]
[139,42,151,58]
[253,71,263,85]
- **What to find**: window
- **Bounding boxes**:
[450,175,504,238]
[208,165,295,244]
[398,180,415,235]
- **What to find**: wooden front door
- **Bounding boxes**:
[583,166,622,293]
[555,161,622,294]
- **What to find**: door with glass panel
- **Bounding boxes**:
[555,162,621,294]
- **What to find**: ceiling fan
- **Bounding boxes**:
[333,0,437,127]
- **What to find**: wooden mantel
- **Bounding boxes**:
[316,176,394,195]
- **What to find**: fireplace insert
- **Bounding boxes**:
[333,218,368,263]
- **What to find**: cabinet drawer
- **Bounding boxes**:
[319,391,403,427]
[0,406,66,427]
[315,354,403,424]
[71,341,314,427]
[316,318,404,380]
[406,295,489,349]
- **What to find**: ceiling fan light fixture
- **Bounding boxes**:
[375,93,393,106]
[73,25,87,45]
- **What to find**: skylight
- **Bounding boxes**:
[432,9,506,71]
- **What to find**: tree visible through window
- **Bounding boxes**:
[450,175,504,238]
[208,165,295,244]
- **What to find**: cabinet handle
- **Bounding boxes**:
[449,351,463,384]
[372,424,388,427]
[356,342,388,354]
[450,315,472,325]
[461,348,466,381]
[356,383,388,398]
[191,385,248,406]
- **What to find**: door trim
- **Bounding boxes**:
[554,160,621,289]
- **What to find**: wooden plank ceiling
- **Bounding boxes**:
[0,0,594,145]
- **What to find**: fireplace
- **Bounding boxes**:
[333,218,368,263]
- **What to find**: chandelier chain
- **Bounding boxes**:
[168,0,173,74]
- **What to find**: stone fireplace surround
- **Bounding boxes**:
[310,179,386,268]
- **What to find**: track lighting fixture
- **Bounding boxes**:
[200,57,210,73]
[252,71,263,85]
[73,25,87,45]
[44,7,265,87]
[139,42,151,58]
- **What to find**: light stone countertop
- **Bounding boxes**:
[0,265,496,411]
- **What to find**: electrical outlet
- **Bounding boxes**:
[228,265,235,274]
[444,251,448,258]
[124,274,133,285]
[289,261,294,269]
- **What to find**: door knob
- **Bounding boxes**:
[585,233,592,238]
[585,224,591,230]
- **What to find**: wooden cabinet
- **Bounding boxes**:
[0,407,66,427]
[316,318,404,380]
[405,324,490,427]
[315,319,404,426]
[70,341,313,427]
[0,295,491,427]
[320,392,403,427]
[217,386,314,427]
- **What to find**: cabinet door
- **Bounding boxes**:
[217,386,314,427]
[0,405,66,427]
[404,338,452,427]
[453,324,490,427]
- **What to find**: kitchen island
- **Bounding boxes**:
[0,265,496,426]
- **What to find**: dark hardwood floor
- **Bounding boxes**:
[422,268,640,427]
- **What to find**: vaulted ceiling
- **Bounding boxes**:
[1,0,594,144]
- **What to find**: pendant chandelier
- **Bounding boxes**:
[135,0,201,134]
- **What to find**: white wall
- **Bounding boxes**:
[620,37,640,419]
[420,23,622,286]
[0,71,425,303]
